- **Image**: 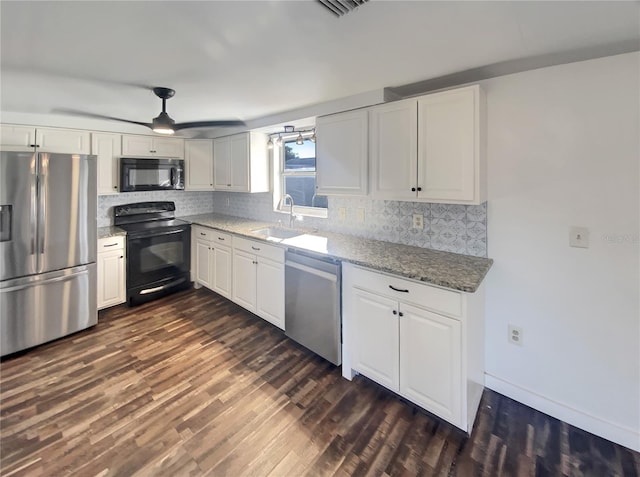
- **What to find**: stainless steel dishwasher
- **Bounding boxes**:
[285,249,341,365]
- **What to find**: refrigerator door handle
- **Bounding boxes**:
[0,205,12,242]
[0,267,90,292]
[38,154,48,255]
[30,156,38,255]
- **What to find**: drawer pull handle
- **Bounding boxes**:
[389,285,409,293]
[251,246,260,251]
[217,237,225,241]
[103,243,119,247]
[200,232,206,236]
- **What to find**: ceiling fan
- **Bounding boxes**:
[58,87,245,134]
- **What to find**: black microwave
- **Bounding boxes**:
[120,158,184,192]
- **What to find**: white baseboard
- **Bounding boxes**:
[485,374,640,453]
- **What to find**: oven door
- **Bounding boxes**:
[120,158,184,192]
[126,226,191,304]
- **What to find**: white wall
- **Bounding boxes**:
[483,52,639,451]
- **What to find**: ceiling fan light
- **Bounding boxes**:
[152,111,175,134]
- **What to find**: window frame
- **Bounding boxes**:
[272,131,328,219]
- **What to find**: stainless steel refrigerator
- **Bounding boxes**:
[0,151,97,356]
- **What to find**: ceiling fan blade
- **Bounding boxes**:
[173,120,246,130]
[53,108,152,128]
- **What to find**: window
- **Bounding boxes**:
[275,135,327,218]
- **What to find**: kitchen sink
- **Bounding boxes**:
[251,226,302,241]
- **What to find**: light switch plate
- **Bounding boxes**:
[569,226,589,248]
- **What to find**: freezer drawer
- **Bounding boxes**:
[0,264,97,357]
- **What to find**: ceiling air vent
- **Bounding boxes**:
[318,0,369,17]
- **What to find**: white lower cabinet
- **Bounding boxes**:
[343,263,484,433]
[191,225,284,330]
[193,226,232,299]
[232,236,284,330]
[97,236,126,310]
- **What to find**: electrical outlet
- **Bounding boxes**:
[412,214,424,230]
[356,208,365,223]
[508,324,523,346]
[569,226,589,248]
[338,207,347,222]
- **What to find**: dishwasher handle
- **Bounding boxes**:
[285,259,338,283]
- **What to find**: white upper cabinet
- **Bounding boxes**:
[213,132,269,193]
[417,85,485,204]
[92,133,121,195]
[121,134,185,158]
[369,85,486,205]
[369,99,418,200]
[315,109,368,196]
[1,125,90,154]
[184,139,214,191]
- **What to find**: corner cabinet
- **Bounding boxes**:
[232,236,284,329]
[342,263,485,433]
[315,109,368,196]
[185,139,214,191]
[121,134,185,159]
[213,132,269,192]
[369,84,486,204]
[97,236,126,310]
[92,133,121,195]
[1,124,90,154]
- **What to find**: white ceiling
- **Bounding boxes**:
[1,0,638,133]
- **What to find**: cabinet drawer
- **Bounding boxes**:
[350,265,462,318]
[233,236,284,263]
[98,236,125,252]
[193,226,232,244]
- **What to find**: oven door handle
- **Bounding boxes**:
[139,277,187,295]
[131,228,185,240]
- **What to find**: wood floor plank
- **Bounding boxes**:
[2,287,639,477]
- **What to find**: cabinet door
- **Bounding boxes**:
[37,128,91,154]
[417,86,477,202]
[400,303,461,426]
[352,288,399,391]
[213,137,231,189]
[232,249,256,312]
[92,133,121,195]
[256,257,284,329]
[97,249,125,309]
[229,133,250,191]
[122,135,154,156]
[212,245,232,299]
[195,239,213,289]
[185,140,214,190]
[0,124,35,150]
[153,137,184,158]
[369,100,418,199]
[316,109,368,196]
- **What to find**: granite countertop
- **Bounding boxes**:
[180,213,493,293]
[97,226,127,240]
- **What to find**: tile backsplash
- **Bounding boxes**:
[97,191,214,227]
[211,191,488,257]
[99,191,487,257]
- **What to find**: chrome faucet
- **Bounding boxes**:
[278,194,296,227]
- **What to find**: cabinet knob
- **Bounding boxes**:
[113,186,118,189]
[417,187,422,192]
[252,260,258,265]
[392,310,397,315]
[119,255,123,259]
[411,187,416,192]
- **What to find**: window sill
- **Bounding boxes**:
[275,206,328,219]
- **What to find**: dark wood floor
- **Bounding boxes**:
[1,288,638,477]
